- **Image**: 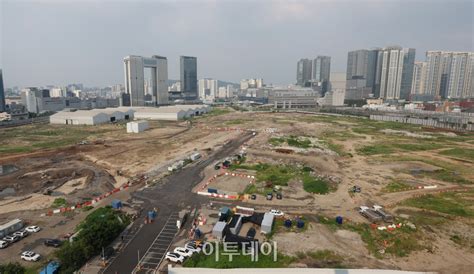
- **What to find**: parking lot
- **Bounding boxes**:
[135,212,179,273]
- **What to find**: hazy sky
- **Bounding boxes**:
[1,0,473,88]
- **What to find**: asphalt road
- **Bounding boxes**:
[103,132,254,274]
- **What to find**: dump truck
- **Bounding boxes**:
[373,205,393,222]
[359,206,382,222]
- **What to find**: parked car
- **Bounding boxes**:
[0,240,9,249]
[21,251,41,262]
[250,194,257,200]
[25,226,41,233]
[13,230,29,238]
[165,252,184,263]
[266,193,273,200]
[184,243,201,253]
[269,209,284,217]
[173,247,193,258]
[3,235,20,243]
[276,193,283,200]
[44,239,63,248]
[246,227,256,239]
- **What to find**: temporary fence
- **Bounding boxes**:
[43,175,148,216]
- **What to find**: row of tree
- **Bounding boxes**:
[56,206,130,273]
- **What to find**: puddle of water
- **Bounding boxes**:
[0,164,19,176]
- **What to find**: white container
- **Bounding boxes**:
[127,120,149,133]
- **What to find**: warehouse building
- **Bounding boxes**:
[50,108,134,125]
[50,105,210,125]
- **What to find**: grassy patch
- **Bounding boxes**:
[317,215,427,258]
[255,165,298,186]
[357,144,394,155]
[306,250,345,268]
[232,163,336,194]
[439,148,474,161]
[377,155,473,184]
[268,136,312,148]
[206,107,232,117]
[225,119,245,125]
[52,197,67,208]
[0,124,122,155]
[183,245,294,268]
[395,209,449,226]
[382,181,412,192]
[417,169,472,184]
[345,223,426,258]
[392,142,444,151]
[302,174,331,194]
[403,191,474,218]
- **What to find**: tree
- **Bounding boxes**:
[0,262,26,274]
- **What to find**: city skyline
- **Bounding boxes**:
[1,0,472,88]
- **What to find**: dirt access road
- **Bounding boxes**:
[102,131,255,274]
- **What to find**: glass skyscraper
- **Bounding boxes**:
[180,56,198,99]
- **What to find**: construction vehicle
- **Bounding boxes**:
[373,205,393,222]
[359,206,382,222]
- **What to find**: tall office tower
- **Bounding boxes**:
[296,58,312,86]
[378,47,416,100]
[123,55,168,106]
[255,78,264,88]
[423,51,473,99]
[411,61,427,95]
[0,69,5,112]
[180,56,198,99]
[312,56,331,94]
[345,49,379,99]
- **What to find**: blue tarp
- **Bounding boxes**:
[40,261,60,274]
[111,199,122,209]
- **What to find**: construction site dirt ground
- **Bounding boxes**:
[0,118,240,268]
[192,110,474,273]
[1,109,473,273]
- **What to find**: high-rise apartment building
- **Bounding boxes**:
[198,78,218,100]
[240,78,264,90]
[411,61,427,95]
[379,47,416,100]
[296,59,312,86]
[180,56,198,99]
[0,69,5,112]
[423,51,473,99]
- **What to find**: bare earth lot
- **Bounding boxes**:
[1,109,473,273]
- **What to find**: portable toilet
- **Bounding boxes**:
[148,210,157,221]
[296,219,305,229]
[111,199,122,209]
[284,219,292,228]
[336,216,343,225]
